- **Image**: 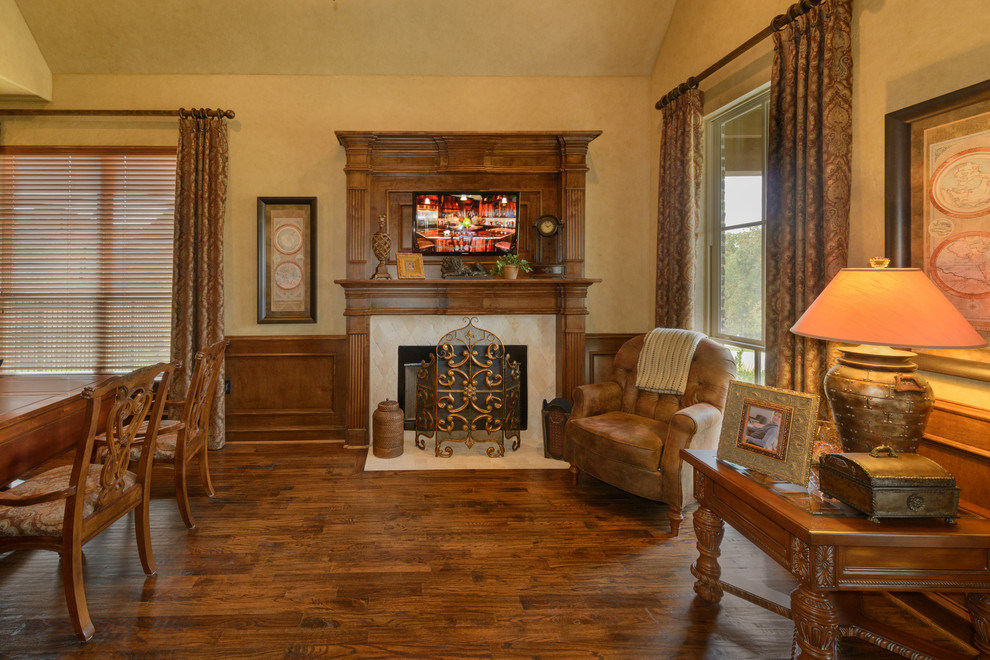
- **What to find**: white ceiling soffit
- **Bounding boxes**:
[14,0,676,78]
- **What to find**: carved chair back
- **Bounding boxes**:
[0,361,174,640]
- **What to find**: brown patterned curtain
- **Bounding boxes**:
[765,0,852,396]
[172,112,229,449]
[656,88,705,329]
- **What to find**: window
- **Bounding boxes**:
[704,89,769,383]
[0,147,177,374]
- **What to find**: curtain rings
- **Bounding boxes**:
[772,0,823,31]
[177,107,233,120]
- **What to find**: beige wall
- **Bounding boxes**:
[3,1,988,405]
[0,0,51,99]
[0,73,655,336]
[649,0,990,406]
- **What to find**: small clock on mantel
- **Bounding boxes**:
[532,214,566,277]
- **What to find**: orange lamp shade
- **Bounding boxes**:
[790,267,986,350]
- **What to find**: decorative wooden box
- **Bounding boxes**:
[819,448,959,523]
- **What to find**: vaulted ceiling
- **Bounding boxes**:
[13,0,676,78]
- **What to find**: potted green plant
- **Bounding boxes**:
[490,253,533,280]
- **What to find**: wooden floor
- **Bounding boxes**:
[0,443,912,658]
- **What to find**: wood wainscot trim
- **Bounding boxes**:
[584,333,640,388]
[225,335,347,443]
[920,399,990,515]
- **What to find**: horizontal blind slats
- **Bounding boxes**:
[0,149,176,373]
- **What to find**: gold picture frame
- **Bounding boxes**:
[885,78,990,381]
[396,252,425,279]
[716,381,819,487]
[258,196,316,323]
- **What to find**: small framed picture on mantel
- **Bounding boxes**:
[258,196,317,323]
[396,252,425,279]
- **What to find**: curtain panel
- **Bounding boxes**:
[172,115,229,449]
[656,88,705,330]
[765,0,853,397]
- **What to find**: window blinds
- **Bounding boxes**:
[0,147,177,373]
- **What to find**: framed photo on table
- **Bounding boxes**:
[716,381,819,487]
[885,78,990,381]
[258,196,316,323]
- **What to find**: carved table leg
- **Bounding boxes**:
[790,584,839,660]
[968,593,990,658]
[691,504,724,603]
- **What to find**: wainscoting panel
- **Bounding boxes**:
[225,335,347,442]
[583,333,639,387]
[920,400,990,514]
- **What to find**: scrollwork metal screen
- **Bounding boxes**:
[415,318,521,457]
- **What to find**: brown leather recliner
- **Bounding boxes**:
[564,333,736,536]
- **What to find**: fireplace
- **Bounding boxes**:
[335,131,600,447]
[370,313,552,448]
[398,344,528,431]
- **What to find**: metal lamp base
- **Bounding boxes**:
[824,345,934,454]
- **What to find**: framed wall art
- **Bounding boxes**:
[716,381,819,487]
[395,252,425,279]
[885,78,990,381]
[258,196,317,323]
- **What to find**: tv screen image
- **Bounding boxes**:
[413,192,518,255]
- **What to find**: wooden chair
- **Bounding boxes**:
[146,339,227,529]
[0,361,175,640]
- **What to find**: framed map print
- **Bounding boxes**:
[258,197,317,323]
[885,78,990,381]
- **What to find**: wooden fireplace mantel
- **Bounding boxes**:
[336,278,600,317]
[335,130,601,447]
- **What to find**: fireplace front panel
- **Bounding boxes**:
[398,344,528,431]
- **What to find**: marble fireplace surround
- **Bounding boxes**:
[373,314,549,449]
[337,278,598,447]
[335,131,602,448]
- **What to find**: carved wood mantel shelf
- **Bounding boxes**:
[337,278,599,316]
[335,130,601,447]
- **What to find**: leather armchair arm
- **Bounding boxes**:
[570,381,622,420]
[670,402,723,445]
[660,402,724,509]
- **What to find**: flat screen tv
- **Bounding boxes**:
[413,192,518,255]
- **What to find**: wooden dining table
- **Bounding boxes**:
[0,374,112,486]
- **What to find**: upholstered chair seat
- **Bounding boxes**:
[124,420,184,461]
[0,466,136,537]
[564,332,735,536]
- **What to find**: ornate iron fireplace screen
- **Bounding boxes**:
[415,318,521,457]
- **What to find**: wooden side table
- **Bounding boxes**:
[681,449,990,660]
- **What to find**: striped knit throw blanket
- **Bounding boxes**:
[635,329,705,396]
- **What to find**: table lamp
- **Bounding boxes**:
[790,259,986,454]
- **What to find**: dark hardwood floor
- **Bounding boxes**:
[0,443,913,658]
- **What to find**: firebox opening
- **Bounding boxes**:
[397,344,528,431]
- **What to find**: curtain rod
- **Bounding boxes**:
[0,107,235,119]
[654,0,823,110]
